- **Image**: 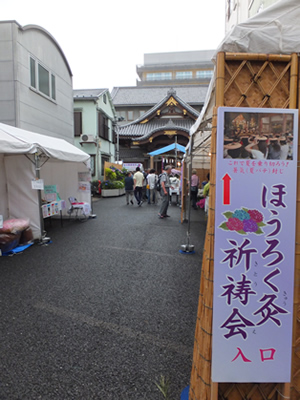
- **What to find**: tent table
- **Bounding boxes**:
[42,200,66,227]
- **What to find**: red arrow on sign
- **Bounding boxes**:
[222,173,232,205]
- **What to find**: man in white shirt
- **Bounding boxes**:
[133,167,144,206]
[147,169,157,205]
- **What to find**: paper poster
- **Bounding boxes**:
[31,179,44,190]
[78,181,90,192]
[212,107,298,383]
[42,200,64,218]
[0,215,3,229]
[78,172,91,182]
[44,185,59,202]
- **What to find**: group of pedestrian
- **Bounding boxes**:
[124,167,159,206]
[124,165,174,220]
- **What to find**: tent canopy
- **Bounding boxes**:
[148,143,186,156]
[0,123,89,162]
[189,0,300,163]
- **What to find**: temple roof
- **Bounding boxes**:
[118,118,194,141]
[111,85,208,106]
[118,88,199,142]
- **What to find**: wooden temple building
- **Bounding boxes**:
[118,88,199,171]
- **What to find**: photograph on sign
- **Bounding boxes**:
[212,107,298,383]
[223,111,294,161]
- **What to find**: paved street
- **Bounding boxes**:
[0,196,206,399]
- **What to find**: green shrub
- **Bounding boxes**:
[105,168,116,181]
[102,180,124,190]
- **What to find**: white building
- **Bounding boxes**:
[225,0,280,33]
[0,20,73,142]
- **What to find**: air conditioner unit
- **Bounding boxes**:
[80,134,97,143]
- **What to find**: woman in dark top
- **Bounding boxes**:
[125,172,134,205]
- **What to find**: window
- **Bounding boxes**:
[103,93,107,104]
[146,72,172,81]
[51,74,56,100]
[196,70,214,79]
[127,111,134,121]
[38,64,50,96]
[30,57,56,100]
[98,112,109,140]
[30,57,36,88]
[176,71,193,80]
[74,111,82,136]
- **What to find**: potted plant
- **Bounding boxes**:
[101,167,127,197]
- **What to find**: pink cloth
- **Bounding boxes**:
[191,174,199,187]
[197,199,206,209]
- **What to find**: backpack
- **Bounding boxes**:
[155,173,163,191]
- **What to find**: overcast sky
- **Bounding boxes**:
[2,0,226,90]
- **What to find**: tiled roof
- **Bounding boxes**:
[118,88,199,128]
[118,118,194,140]
[73,88,108,99]
[111,85,208,106]
[119,148,145,159]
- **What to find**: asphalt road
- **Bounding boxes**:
[0,196,206,400]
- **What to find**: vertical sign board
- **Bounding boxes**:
[212,107,298,382]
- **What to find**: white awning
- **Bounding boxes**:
[0,123,90,163]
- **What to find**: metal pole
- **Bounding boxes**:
[175,135,178,166]
[180,135,195,253]
[35,153,45,241]
[116,124,119,162]
[186,142,193,244]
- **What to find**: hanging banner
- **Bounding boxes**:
[212,107,298,383]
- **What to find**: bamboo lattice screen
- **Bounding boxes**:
[189,52,300,400]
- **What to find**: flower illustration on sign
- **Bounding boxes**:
[219,208,266,235]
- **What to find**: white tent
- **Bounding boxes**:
[190,0,300,163]
[0,123,91,239]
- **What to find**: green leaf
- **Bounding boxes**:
[219,222,229,230]
[237,230,247,235]
[242,208,249,212]
[257,222,266,227]
[223,211,233,219]
[255,228,264,235]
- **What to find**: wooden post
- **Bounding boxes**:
[289,53,298,109]
[150,156,154,169]
[207,52,225,400]
[291,56,300,400]
[216,52,225,107]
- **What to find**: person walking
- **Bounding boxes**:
[124,172,134,205]
[147,169,157,204]
[190,169,199,210]
[133,167,144,206]
[158,165,172,218]
[203,173,210,216]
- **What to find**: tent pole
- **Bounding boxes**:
[34,153,49,243]
[187,136,193,242]
[180,135,194,253]
[175,136,178,166]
